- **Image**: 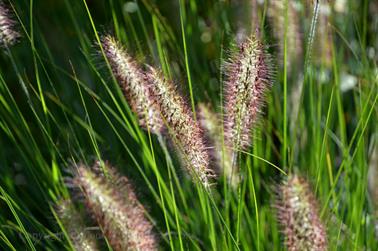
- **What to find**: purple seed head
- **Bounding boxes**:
[101,35,163,134]
[73,162,158,251]
[275,174,327,251]
[0,2,20,47]
[224,35,273,154]
[146,67,214,188]
[56,198,99,251]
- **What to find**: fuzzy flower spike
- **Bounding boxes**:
[146,67,213,188]
[73,162,158,251]
[101,35,163,134]
[268,0,302,71]
[197,103,232,182]
[56,198,99,251]
[0,1,20,47]
[275,174,327,251]
[224,35,273,171]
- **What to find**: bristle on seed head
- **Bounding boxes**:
[145,67,214,188]
[224,35,273,154]
[101,35,163,134]
[0,2,20,47]
[56,198,99,251]
[275,174,327,251]
[73,162,158,251]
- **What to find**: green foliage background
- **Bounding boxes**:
[0,0,377,250]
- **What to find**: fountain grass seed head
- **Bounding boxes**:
[56,198,100,251]
[0,1,20,47]
[146,67,214,188]
[197,103,236,185]
[314,2,333,68]
[268,0,302,71]
[101,35,163,134]
[275,174,327,251]
[73,162,158,251]
[224,35,273,157]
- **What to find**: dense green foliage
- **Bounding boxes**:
[0,0,377,250]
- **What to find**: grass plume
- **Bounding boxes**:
[55,198,100,251]
[73,162,158,251]
[275,174,327,251]
[0,0,375,250]
[224,35,273,171]
[314,2,332,68]
[101,35,163,134]
[268,0,302,71]
[197,103,235,185]
[0,1,20,47]
[146,67,214,188]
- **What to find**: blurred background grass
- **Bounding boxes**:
[0,0,377,250]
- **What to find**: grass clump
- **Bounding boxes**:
[0,0,376,250]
